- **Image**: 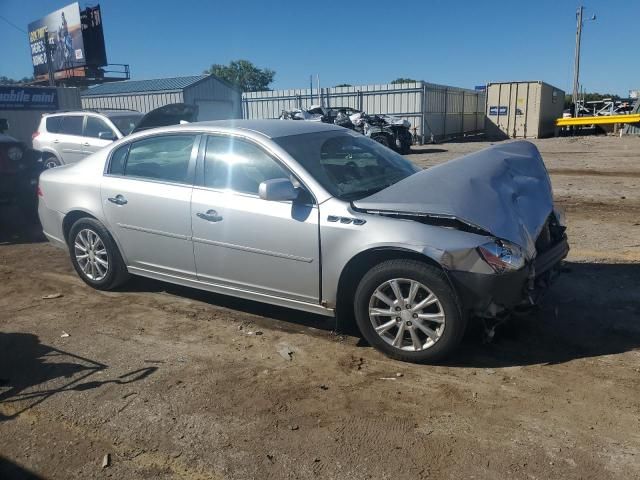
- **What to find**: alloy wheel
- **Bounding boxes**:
[74,228,109,281]
[44,158,60,169]
[368,278,446,351]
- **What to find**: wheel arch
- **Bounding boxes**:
[334,247,450,331]
[62,210,100,244]
[40,147,63,163]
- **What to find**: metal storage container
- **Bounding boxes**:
[485,81,565,139]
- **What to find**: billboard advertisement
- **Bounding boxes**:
[28,3,107,80]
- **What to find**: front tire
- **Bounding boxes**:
[354,259,466,363]
[68,218,129,290]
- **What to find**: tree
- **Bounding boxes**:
[335,83,352,87]
[204,60,275,92]
[0,76,34,85]
[391,78,418,84]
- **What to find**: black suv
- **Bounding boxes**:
[0,119,43,214]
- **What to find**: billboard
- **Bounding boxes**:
[28,3,107,80]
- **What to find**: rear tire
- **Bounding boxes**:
[43,155,62,169]
[354,259,466,363]
[371,134,391,148]
[68,218,129,290]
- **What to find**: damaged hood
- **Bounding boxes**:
[353,141,554,256]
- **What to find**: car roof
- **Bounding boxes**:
[185,119,345,139]
[44,110,142,117]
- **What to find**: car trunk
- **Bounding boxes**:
[352,141,555,257]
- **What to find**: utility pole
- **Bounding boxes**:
[572,6,596,117]
[44,30,55,86]
[572,6,583,117]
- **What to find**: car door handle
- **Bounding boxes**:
[196,209,222,222]
[83,142,90,147]
[107,194,128,206]
[53,139,60,144]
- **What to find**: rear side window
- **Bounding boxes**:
[124,135,196,184]
[84,116,115,139]
[59,116,84,136]
[108,144,130,176]
[45,116,62,133]
[204,135,289,195]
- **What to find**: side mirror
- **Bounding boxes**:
[259,178,298,202]
[98,131,117,141]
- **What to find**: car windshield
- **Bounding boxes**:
[274,131,420,200]
[108,114,143,136]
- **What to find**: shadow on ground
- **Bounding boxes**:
[0,333,157,421]
[0,456,44,480]
[447,262,640,368]
[0,205,45,246]
[408,147,448,154]
[123,263,640,369]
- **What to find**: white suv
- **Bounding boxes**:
[33,110,143,168]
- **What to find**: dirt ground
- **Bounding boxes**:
[1,135,639,479]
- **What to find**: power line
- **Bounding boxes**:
[0,14,27,34]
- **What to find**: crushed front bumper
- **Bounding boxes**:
[449,235,569,316]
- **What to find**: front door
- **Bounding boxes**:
[101,133,199,279]
[56,115,85,164]
[82,115,117,156]
[191,134,320,304]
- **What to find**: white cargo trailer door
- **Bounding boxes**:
[195,100,234,120]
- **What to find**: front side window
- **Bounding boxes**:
[108,114,143,136]
[123,134,196,184]
[204,135,290,195]
[59,115,84,136]
[84,116,115,139]
[274,132,419,200]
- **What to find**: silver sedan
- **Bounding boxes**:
[37,120,568,363]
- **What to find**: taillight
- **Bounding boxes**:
[32,131,40,140]
[37,185,43,197]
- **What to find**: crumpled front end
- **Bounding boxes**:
[448,211,569,318]
[352,140,569,317]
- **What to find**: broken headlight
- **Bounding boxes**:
[7,146,23,161]
[478,240,525,274]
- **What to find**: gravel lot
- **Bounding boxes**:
[1,135,639,479]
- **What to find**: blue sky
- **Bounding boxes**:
[0,0,634,95]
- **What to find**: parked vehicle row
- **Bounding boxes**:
[37,119,569,363]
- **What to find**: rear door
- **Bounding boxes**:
[82,115,117,156]
[101,133,199,279]
[56,115,85,164]
[190,134,320,303]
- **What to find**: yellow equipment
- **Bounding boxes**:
[556,114,640,127]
